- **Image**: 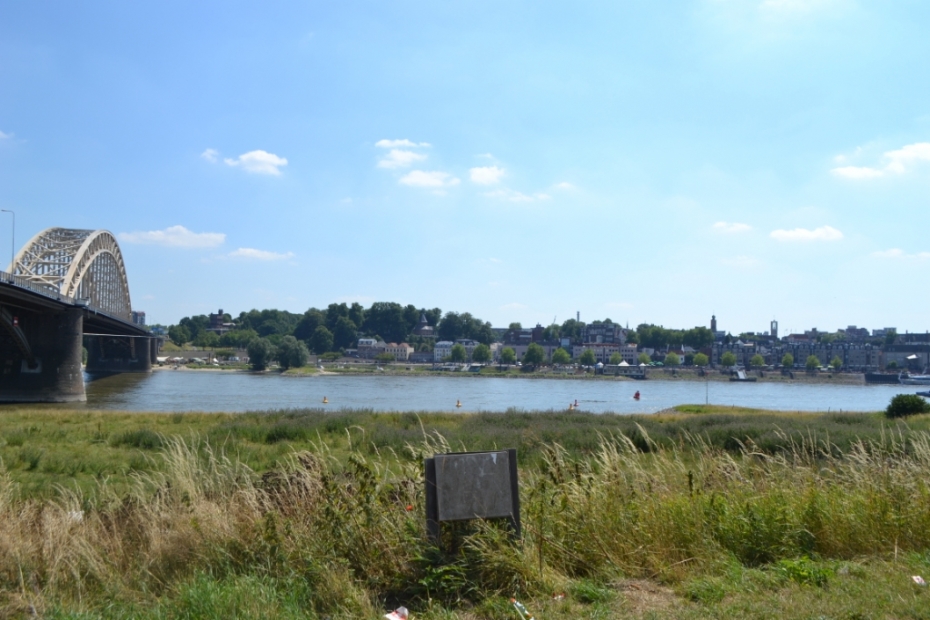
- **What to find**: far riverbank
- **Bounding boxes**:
[155,359,873,386]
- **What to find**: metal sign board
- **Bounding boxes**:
[425,449,521,542]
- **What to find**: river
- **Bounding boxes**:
[38,371,923,413]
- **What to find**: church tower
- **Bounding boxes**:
[711,315,717,332]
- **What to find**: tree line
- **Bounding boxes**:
[166,302,500,368]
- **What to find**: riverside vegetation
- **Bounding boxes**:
[2,406,930,618]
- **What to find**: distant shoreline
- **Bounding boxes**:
[153,362,873,386]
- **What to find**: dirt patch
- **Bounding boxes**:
[615,579,682,617]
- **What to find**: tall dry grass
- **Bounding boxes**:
[2,427,930,617]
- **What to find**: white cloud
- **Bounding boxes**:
[0,130,11,140]
[378,149,426,169]
[119,225,226,248]
[376,139,431,148]
[399,170,460,188]
[469,166,506,185]
[500,302,528,311]
[713,221,752,233]
[483,189,550,203]
[224,150,288,175]
[884,142,930,173]
[831,142,930,179]
[832,166,883,179]
[770,225,843,242]
[228,248,295,261]
[200,148,219,163]
[872,248,930,260]
[553,182,575,190]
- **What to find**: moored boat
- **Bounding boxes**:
[899,372,930,385]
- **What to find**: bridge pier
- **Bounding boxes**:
[85,335,153,374]
[0,306,86,403]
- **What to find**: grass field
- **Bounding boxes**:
[2,405,930,618]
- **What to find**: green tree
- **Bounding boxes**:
[580,349,596,366]
[552,347,571,365]
[682,326,715,349]
[332,316,358,350]
[471,343,491,364]
[309,326,334,355]
[179,315,210,342]
[665,352,680,366]
[438,312,465,342]
[542,323,561,341]
[781,353,795,368]
[193,330,219,349]
[720,351,737,367]
[449,343,467,363]
[830,355,843,371]
[219,329,259,349]
[886,393,930,419]
[750,354,765,368]
[559,319,584,342]
[168,325,190,347]
[276,336,310,370]
[637,352,651,365]
[887,360,899,370]
[364,302,409,343]
[609,352,623,365]
[884,329,898,347]
[375,352,395,363]
[500,347,516,365]
[293,309,325,343]
[524,342,545,367]
[806,355,821,372]
[246,337,275,371]
[693,352,709,367]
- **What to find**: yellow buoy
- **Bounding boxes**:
[456,399,462,408]
[322,396,328,404]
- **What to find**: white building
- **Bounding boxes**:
[434,341,454,362]
[572,343,638,364]
[383,342,414,360]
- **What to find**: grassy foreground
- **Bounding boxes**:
[2,406,930,618]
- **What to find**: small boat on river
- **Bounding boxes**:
[899,372,930,385]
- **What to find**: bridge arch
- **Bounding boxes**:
[10,228,132,319]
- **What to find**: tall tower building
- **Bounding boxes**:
[771,320,779,340]
[711,315,717,332]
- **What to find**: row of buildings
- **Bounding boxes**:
[355,314,930,372]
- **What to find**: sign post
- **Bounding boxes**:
[425,449,521,545]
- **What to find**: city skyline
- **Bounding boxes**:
[2,1,929,330]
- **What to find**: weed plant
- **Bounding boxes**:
[2,410,930,617]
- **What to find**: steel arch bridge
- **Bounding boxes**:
[8,228,132,320]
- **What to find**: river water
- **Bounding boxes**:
[54,371,923,413]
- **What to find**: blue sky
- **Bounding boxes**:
[2,0,929,335]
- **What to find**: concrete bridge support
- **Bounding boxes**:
[0,306,85,403]
[85,335,153,374]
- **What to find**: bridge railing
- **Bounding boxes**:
[0,269,136,327]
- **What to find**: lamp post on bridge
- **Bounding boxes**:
[1,209,13,280]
